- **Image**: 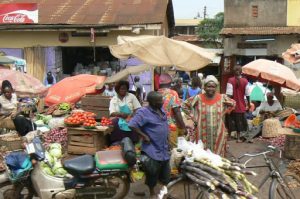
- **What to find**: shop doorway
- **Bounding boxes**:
[61,47,118,75]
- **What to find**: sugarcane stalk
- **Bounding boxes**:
[240,170,257,176]
[184,161,226,179]
[181,165,217,182]
[185,172,216,190]
[236,190,258,199]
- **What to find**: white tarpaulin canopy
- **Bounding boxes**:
[109,35,216,72]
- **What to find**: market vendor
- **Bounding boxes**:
[108,80,141,145]
[181,75,236,156]
[252,92,282,120]
[0,80,36,136]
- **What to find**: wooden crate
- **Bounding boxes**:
[67,126,112,155]
[81,95,111,108]
[81,105,110,119]
[81,95,111,119]
[284,134,300,159]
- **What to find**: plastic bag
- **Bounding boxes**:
[48,116,65,129]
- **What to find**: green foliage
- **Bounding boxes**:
[197,12,224,48]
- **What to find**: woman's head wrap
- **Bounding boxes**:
[203,75,219,86]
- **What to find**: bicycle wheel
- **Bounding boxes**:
[164,178,210,199]
[269,175,297,199]
[2,182,34,199]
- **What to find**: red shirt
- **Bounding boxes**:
[154,74,160,91]
[226,77,248,113]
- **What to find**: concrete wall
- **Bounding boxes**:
[223,35,300,56]
[0,29,156,48]
[224,0,287,27]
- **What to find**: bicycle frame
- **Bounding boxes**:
[236,147,295,199]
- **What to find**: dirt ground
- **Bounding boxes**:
[125,140,300,199]
[0,140,299,199]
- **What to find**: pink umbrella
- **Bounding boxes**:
[0,69,48,98]
[45,74,106,106]
[242,59,300,91]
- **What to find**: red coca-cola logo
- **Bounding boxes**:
[1,13,32,23]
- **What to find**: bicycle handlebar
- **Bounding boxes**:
[237,145,282,161]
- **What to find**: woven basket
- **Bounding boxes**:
[262,118,282,138]
[276,108,294,119]
[0,133,23,151]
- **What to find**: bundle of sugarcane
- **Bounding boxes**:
[180,158,258,199]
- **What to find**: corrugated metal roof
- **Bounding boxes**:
[0,0,171,25]
[220,27,300,35]
[172,34,199,42]
[175,19,201,26]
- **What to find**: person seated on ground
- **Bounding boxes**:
[252,92,282,120]
[108,80,141,145]
[102,83,116,97]
[186,76,202,99]
[0,80,36,136]
[131,76,146,105]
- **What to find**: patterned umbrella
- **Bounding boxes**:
[0,68,48,98]
[45,74,106,106]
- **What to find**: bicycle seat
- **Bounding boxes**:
[63,154,95,175]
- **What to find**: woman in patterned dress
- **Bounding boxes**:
[181,75,236,156]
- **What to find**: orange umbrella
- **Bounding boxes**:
[0,68,48,98]
[282,43,300,64]
[242,59,300,91]
[45,74,106,106]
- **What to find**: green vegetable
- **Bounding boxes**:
[45,152,54,166]
[42,167,54,176]
[49,148,62,159]
[58,103,71,111]
[50,143,62,150]
[54,167,68,176]
[35,120,44,126]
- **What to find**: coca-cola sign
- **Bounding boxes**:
[0,3,38,24]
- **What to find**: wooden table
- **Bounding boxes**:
[279,128,300,159]
[67,126,112,155]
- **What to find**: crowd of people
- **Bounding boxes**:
[100,66,285,198]
[0,65,284,198]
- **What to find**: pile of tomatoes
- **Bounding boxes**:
[64,111,96,126]
[100,117,113,126]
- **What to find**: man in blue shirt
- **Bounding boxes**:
[129,91,170,198]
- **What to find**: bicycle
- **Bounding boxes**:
[163,174,210,199]
[235,145,300,199]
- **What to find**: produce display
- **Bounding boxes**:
[180,158,258,199]
[172,140,258,199]
[100,117,113,126]
[64,111,97,127]
[46,102,75,116]
[43,128,68,148]
[41,143,68,177]
[35,114,52,126]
